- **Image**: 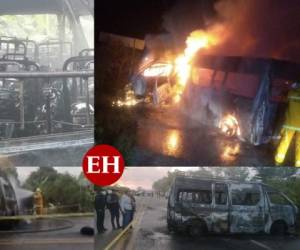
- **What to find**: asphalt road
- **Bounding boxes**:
[132,106,276,166]
[0,217,94,250]
[112,197,300,250]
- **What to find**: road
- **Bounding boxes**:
[0,217,94,250]
[131,107,276,166]
[0,130,94,166]
[111,197,300,250]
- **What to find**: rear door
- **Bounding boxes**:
[229,183,265,233]
[212,183,229,233]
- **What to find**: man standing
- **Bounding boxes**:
[119,190,134,229]
[106,190,121,230]
[275,82,300,167]
[95,190,107,233]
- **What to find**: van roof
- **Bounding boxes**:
[173,175,265,186]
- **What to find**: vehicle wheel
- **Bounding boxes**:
[188,222,205,237]
[270,221,286,235]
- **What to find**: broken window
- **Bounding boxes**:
[178,189,212,204]
[268,192,290,206]
[231,186,260,206]
[215,183,228,205]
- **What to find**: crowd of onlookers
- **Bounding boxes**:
[95,189,136,233]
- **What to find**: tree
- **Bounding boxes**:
[253,167,298,182]
[23,167,93,212]
[95,39,141,163]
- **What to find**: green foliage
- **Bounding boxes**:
[0,15,59,41]
[264,177,300,207]
[23,167,93,212]
[95,39,142,164]
[153,170,185,193]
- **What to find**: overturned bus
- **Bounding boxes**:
[167,176,298,236]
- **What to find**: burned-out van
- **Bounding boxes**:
[167,176,298,236]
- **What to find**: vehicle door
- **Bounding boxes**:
[212,183,229,233]
[266,189,296,228]
[229,183,265,233]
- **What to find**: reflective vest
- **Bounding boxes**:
[283,89,300,131]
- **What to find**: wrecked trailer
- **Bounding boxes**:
[0,0,94,144]
[167,176,298,236]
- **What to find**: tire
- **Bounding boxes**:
[188,222,206,237]
[270,221,286,236]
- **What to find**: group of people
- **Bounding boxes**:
[95,189,136,233]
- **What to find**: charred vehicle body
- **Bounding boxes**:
[133,54,300,146]
[0,0,94,141]
[0,170,33,218]
[167,176,298,236]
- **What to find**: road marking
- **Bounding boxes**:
[103,221,133,250]
[104,201,147,250]
[250,240,273,250]
[0,238,93,245]
[123,203,147,250]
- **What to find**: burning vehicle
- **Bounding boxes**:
[0,0,94,141]
[167,176,298,236]
[131,27,300,146]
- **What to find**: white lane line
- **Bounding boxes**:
[250,240,273,250]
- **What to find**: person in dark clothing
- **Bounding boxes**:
[106,190,121,230]
[95,190,107,233]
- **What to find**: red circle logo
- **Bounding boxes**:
[82,145,125,186]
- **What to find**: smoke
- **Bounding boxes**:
[211,0,300,61]
[155,0,300,62]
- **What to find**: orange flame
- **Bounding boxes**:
[219,114,241,137]
[173,30,219,102]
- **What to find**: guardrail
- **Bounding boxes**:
[0,212,94,221]
[0,70,93,78]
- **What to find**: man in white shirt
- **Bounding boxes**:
[119,190,134,229]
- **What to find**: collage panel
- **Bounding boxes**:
[95,166,300,250]
[96,0,300,167]
[0,0,94,166]
[0,164,94,250]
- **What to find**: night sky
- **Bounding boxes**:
[96,0,171,39]
[96,0,216,39]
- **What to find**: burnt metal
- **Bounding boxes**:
[167,176,298,235]
[0,71,93,79]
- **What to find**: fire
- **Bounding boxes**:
[221,142,240,163]
[143,63,173,77]
[112,89,138,107]
[219,114,241,137]
[141,27,221,104]
[175,30,218,88]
